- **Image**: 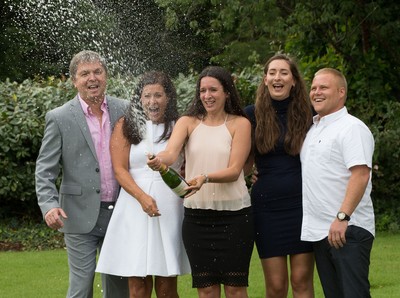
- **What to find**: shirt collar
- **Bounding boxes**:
[313,106,348,126]
[78,94,108,116]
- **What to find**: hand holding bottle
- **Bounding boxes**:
[147,153,163,171]
[184,174,208,197]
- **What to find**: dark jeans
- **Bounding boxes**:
[313,225,374,298]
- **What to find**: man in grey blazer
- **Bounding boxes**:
[35,50,129,298]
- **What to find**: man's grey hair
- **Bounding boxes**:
[69,50,107,80]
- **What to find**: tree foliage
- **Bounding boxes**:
[1,0,204,81]
[156,0,287,68]
[154,0,400,229]
[0,0,399,229]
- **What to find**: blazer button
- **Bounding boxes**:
[96,189,100,193]
[95,168,100,172]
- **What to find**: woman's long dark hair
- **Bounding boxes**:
[185,66,246,118]
[254,54,312,155]
[123,71,179,145]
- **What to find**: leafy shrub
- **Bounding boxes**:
[0,78,73,219]
[0,68,399,232]
[0,217,65,251]
[174,71,197,113]
[233,65,263,106]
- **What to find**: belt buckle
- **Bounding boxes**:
[108,204,114,210]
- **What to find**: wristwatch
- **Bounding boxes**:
[337,211,351,222]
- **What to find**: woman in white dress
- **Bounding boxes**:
[96,71,190,298]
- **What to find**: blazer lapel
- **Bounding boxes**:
[70,96,98,161]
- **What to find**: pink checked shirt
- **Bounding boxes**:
[79,96,118,202]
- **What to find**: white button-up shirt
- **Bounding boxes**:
[300,107,375,241]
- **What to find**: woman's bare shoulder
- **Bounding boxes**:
[229,115,251,127]
[176,115,200,128]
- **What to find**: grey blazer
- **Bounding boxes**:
[35,95,128,233]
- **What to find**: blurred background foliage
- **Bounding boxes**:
[0,0,399,232]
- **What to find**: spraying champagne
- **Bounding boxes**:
[147,153,190,198]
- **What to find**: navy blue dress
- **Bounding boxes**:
[245,99,312,258]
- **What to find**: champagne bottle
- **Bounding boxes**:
[148,154,190,198]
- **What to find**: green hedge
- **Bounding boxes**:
[1,70,399,232]
[0,78,74,219]
[0,74,195,220]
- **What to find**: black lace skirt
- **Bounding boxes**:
[182,206,254,288]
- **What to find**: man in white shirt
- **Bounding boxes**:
[300,68,375,298]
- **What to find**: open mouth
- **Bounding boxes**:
[148,106,159,112]
[147,106,161,117]
[88,85,99,91]
[273,84,284,91]
[203,99,215,107]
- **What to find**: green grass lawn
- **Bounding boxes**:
[0,232,399,297]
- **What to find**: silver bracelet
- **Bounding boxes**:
[201,173,209,183]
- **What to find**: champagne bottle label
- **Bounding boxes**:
[161,167,190,198]
[172,181,190,197]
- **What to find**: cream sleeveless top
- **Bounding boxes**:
[184,118,251,211]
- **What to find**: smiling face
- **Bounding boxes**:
[72,61,107,104]
[309,72,346,118]
[140,84,168,124]
[199,76,228,114]
[264,59,295,101]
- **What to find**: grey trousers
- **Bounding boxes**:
[313,225,374,298]
[64,207,129,298]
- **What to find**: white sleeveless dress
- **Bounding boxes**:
[96,122,190,277]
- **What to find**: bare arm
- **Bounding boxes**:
[328,164,371,248]
[208,116,252,182]
[147,116,192,168]
[243,153,255,177]
[111,118,160,216]
[340,165,371,214]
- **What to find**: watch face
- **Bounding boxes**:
[337,212,350,221]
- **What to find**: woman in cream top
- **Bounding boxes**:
[148,66,254,298]
[184,115,250,210]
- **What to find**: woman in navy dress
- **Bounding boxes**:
[245,54,314,298]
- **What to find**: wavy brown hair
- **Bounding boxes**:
[123,71,179,145]
[185,66,246,118]
[254,54,312,155]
